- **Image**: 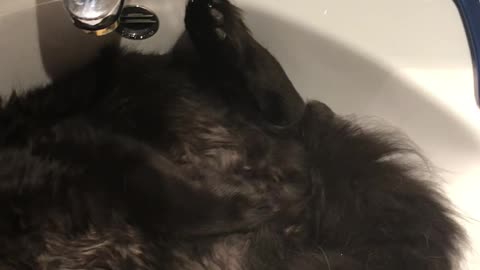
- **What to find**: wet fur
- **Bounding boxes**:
[0,0,464,269]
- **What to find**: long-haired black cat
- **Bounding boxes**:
[0,0,464,269]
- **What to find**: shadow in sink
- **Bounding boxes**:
[36,0,187,81]
[35,0,120,81]
[29,1,480,167]
[244,8,480,168]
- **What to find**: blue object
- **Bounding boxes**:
[454,0,480,105]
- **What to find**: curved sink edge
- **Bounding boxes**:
[241,2,480,143]
[454,0,480,107]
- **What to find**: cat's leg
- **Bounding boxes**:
[243,227,362,270]
[0,122,280,237]
[287,251,362,270]
[184,0,305,126]
[299,101,465,270]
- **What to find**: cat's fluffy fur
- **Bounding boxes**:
[0,0,464,269]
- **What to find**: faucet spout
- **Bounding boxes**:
[63,0,124,36]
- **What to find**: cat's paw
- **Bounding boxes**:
[185,0,230,43]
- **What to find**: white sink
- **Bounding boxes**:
[0,0,479,268]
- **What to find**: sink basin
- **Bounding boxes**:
[0,0,479,268]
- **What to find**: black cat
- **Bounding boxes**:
[0,0,464,269]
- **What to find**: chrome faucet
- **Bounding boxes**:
[63,0,125,36]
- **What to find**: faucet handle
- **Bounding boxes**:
[64,0,124,34]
